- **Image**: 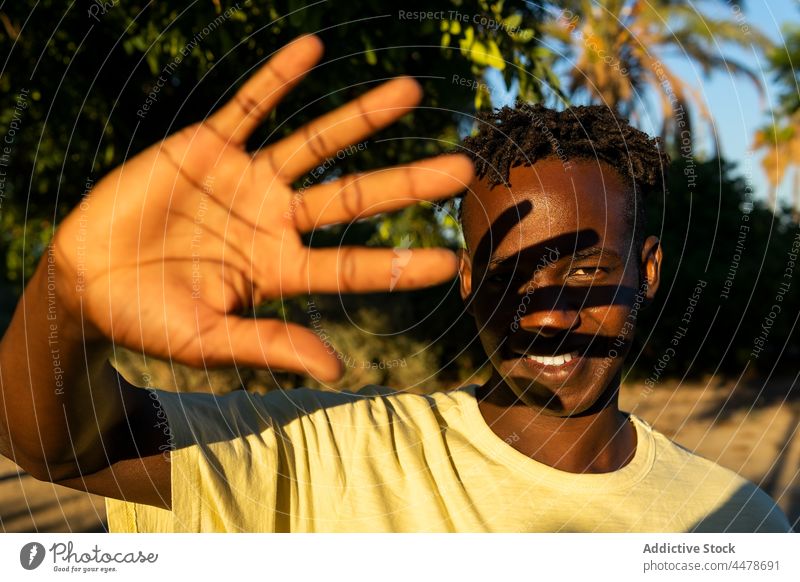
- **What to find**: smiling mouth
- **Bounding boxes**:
[522,350,580,367]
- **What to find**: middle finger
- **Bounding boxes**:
[292,154,474,232]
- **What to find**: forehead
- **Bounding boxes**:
[462,158,631,265]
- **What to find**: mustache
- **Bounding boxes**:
[507,332,626,359]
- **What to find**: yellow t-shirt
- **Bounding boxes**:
[106,385,790,532]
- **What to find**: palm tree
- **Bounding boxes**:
[754,14,800,217]
[542,0,773,152]
[753,113,800,216]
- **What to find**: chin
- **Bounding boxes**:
[508,377,613,417]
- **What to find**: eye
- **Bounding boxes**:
[487,272,513,285]
[569,266,605,279]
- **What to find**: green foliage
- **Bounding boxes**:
[768,19,800,115]
[633,158,800,379]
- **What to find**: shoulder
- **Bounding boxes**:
[279,385,468,435]
[154,385,465,446]
[635,417,791,532]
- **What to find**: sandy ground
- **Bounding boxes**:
[1,379,797,532]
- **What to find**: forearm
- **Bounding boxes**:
[0,251,120,479]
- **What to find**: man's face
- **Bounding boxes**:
[459,158,661,416]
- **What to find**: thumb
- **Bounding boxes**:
[219,317,344,383]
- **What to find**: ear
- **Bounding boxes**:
[640,235,662,303]
[457,248,474,314]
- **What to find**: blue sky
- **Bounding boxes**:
[662,0,798,207]
[487,0,798,206]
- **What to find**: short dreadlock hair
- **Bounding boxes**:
[460,101,670,250]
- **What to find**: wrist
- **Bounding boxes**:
[28,249,107,346]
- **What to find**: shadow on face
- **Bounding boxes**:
[458,159,662,415]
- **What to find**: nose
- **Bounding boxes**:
[515,286,581,337]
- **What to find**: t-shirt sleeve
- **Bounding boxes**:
[106,387,350,532]
[662,439,793,533]
[689,480,793,533]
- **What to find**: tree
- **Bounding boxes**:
[542,0,771,150]
[753,114,800,215]
[753,16,800,216]
[633,157,800,381]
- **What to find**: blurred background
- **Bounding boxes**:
[0,0,798,531]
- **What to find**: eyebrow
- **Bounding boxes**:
[487,246,621,268]
[571,247,622,261]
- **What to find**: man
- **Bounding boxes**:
[0,36,789,532]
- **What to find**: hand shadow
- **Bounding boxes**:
[466,201,645,409]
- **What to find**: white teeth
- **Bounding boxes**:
[525,351,579,366]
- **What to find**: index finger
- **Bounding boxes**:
[262,77,423,181]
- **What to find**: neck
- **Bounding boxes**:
[475,373,636,474]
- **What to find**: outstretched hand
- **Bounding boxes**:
[52,35,474,382]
